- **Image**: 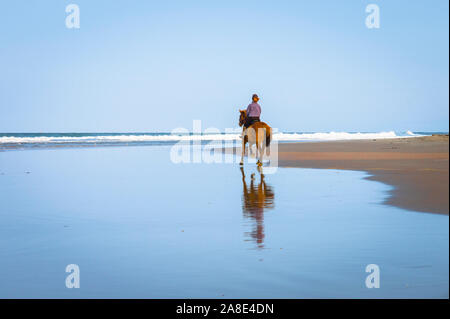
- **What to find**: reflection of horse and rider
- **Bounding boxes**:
[239,94,272,167]
[240,166,275,249]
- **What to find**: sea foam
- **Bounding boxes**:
[0,131,422,145]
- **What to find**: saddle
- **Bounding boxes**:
[245,117,260,128]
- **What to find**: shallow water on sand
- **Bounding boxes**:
[0,146,448,298]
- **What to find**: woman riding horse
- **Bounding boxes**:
[239,94,272,166]
[244,94,262,129]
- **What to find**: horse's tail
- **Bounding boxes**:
[265,127,272,148]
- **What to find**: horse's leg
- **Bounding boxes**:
[257,142,263,166]
[255,131,261,166]
[261,129,267,165]
[240,137,245,165]
[254,128,261,166]
[259,142,264,166]
[254,131,258,165]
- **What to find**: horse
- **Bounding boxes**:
[238,110,272,166]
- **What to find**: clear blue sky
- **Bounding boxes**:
[0,0,448,132]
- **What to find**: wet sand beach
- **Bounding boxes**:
[0,142,448,298]
[225,135,448,215]
[276,135,449,215]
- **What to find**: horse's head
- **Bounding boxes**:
[239,110,247,127]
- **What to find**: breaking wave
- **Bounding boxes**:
[0,131,424,145]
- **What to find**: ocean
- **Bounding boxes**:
[0,131,437,150]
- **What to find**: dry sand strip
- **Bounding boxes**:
[228,135,449,215]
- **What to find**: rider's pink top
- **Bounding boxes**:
[246,102,261,117]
